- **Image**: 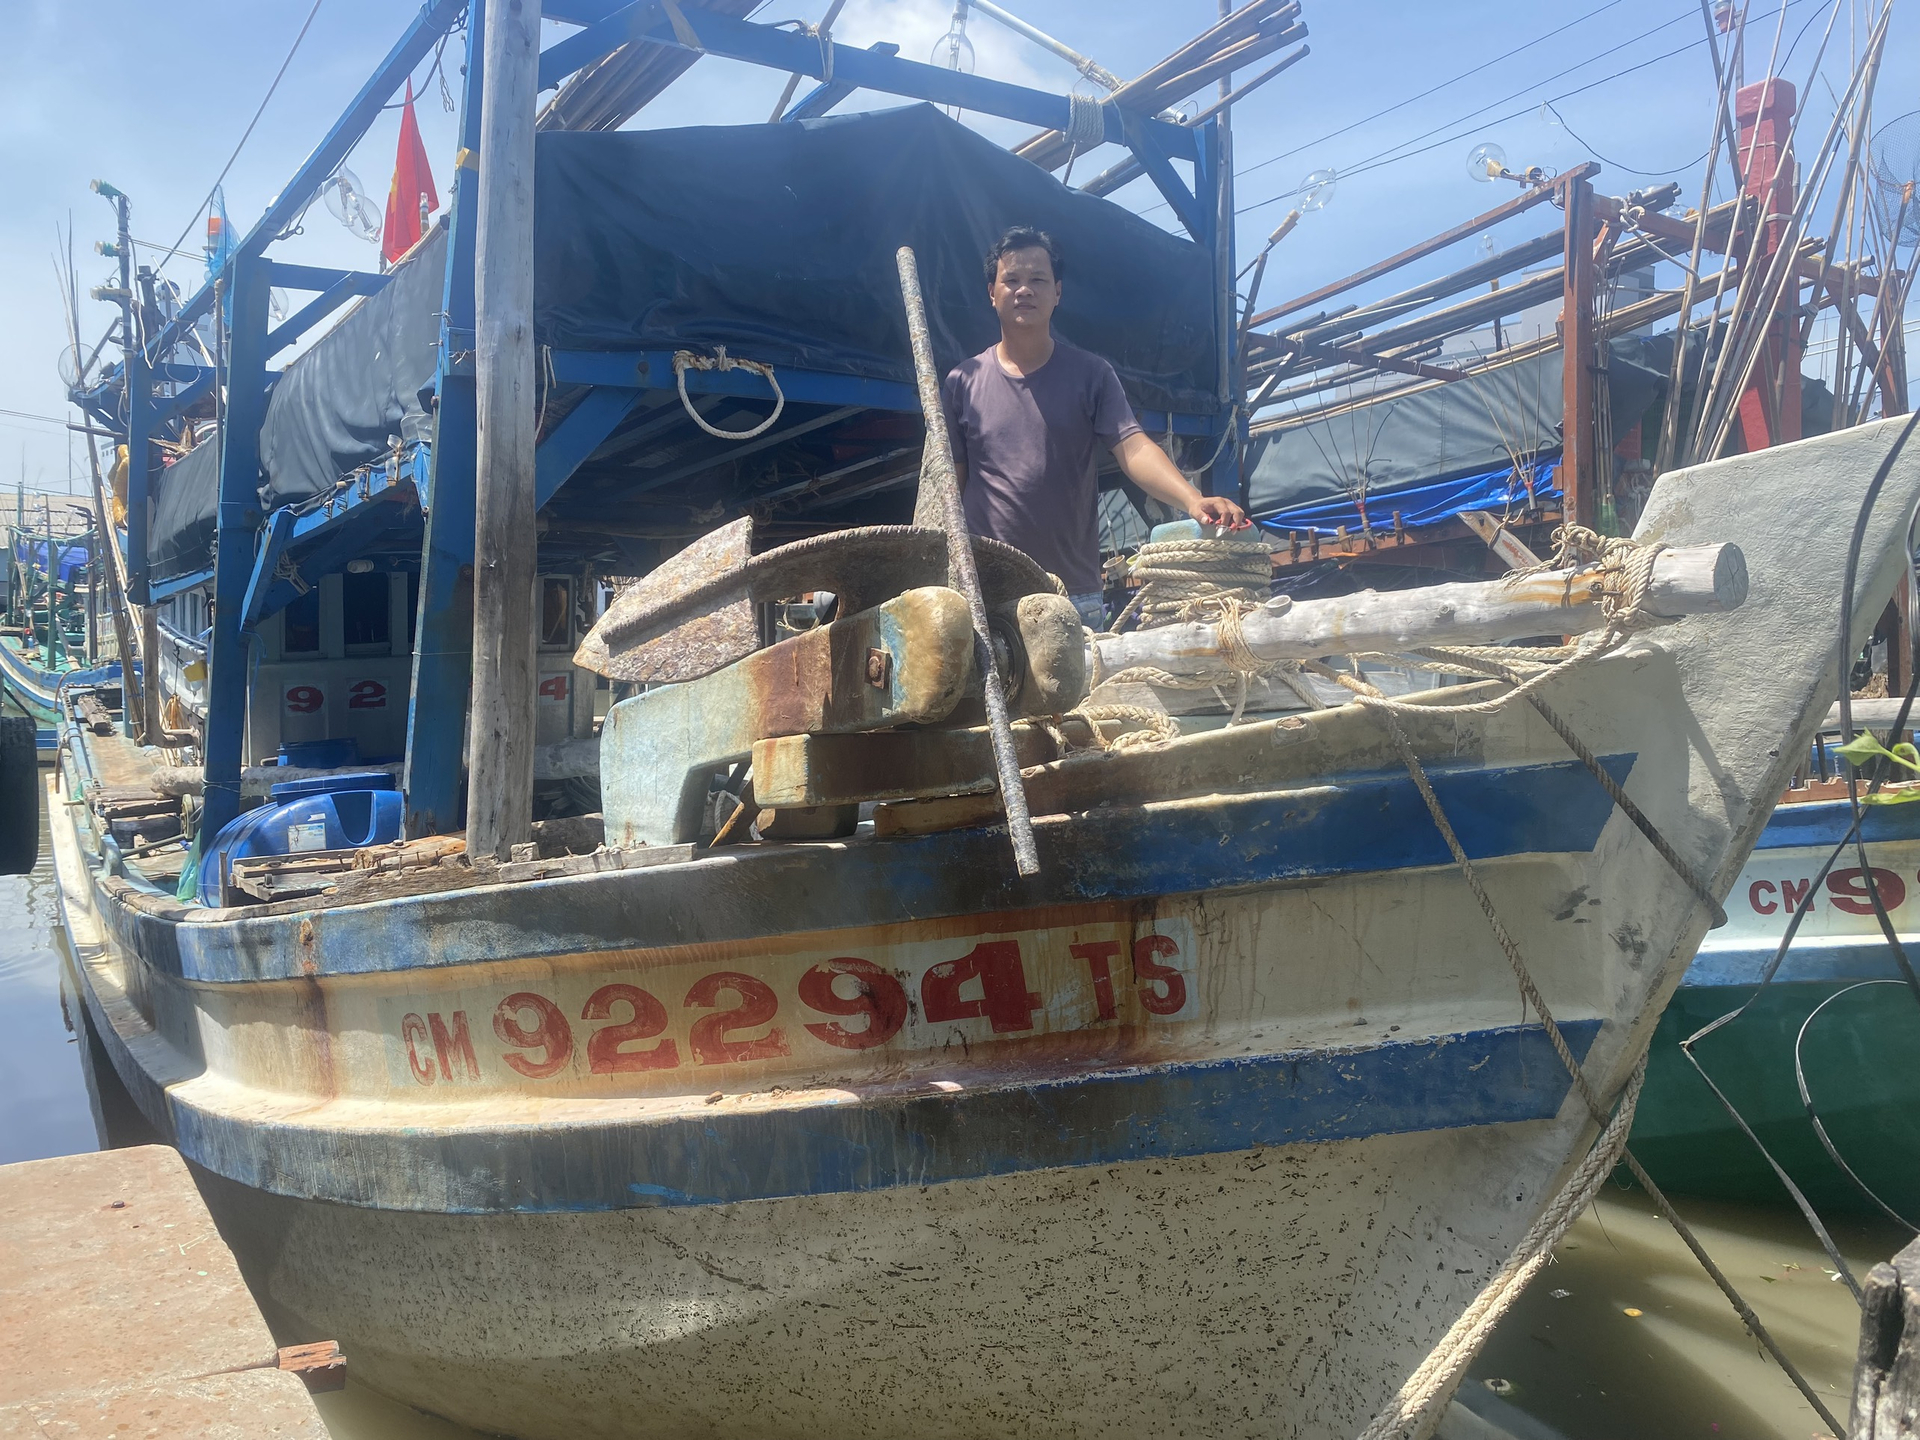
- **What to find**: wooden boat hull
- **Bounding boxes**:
[1631,800,1920,1219]
[0,636,120,758]
[47,422,1920,1436]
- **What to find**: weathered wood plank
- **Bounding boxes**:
[467,0,543,861]
[1853,1235,1920,1438]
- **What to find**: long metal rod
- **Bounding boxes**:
[894,246,1040,878]
[967,0,1121,90]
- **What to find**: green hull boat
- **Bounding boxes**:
[1631,796,1920,1220]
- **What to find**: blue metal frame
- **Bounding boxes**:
[404,8,485,838]
[201,256,273,839]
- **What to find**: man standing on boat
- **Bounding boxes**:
[942,226,1250,629]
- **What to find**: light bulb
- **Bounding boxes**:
[1467,142,1508,182]
[931,28,975,74]
[1300,168,1337,212]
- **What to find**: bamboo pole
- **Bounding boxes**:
[466,0,542,862]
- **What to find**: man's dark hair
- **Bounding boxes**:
[984,227,1064,286]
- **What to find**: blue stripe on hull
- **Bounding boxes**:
[1685,939,1910,988]
[162,752,1636,984]
[165,1019,1603,1213]
[1751,798,1920,850]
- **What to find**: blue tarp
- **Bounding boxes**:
[13,540,90,584]
[1257,457,1561,538]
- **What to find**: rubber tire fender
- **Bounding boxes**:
[0,713,39,876]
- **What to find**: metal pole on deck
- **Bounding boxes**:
[465,0,542,862]
[895,246,1040,878]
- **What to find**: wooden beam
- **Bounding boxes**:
[1095,542,1747,678]
[1560,175,1597,530]
[1284,338,1471,384]
[467,0,543,862]
[1249,163,1596,330]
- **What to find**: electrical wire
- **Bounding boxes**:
[1230,0,1639,186]
[152,0,328,278]
[0,407,70,429]
[1228,0,1812,219]
[1542,101,1710,177]
[1233,31,1731,218]
[1216,0,1815,221]
[1795,981,1920,1233]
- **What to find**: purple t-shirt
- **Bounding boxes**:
[941,339,1143,595]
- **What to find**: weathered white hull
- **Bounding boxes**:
[47,420,1920,1436]
[194,1122,1572,1440]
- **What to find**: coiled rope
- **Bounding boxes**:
[673,346,786,440]
[1089,533,1287,727]
[1110,533,1275,630]
[1059,89,1106,184]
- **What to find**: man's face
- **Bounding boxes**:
[990,247,1060,336]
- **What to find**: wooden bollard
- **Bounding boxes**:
[1852,1235,1920,1437]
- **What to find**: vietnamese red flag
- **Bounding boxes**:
[383,80,440,264]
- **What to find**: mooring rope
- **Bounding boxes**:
[1354,708,1844,1440]
[673,346,786,440]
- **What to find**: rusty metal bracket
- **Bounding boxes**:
[576,519,1054,685]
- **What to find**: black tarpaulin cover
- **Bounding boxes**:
[150,225,446,582]
[534,104,1219,415]
[149,105,1219,581]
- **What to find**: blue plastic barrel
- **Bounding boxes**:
[196,770,403,907]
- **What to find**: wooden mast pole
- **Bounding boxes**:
[466,0,542,862]
[1559,174,1597,530]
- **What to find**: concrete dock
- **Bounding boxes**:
[0,1144,332,1438]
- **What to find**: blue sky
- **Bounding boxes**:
[0,0,1908,497]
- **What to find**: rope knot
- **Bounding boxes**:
[672,346,786,441]
[1506,523,1669,635]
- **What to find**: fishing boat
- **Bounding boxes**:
[42,1,1920,1436]
[2,500,122,758]
[1630,708,1920,1224]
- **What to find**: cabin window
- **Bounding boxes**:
[343,570,391,652]
[404,571,420,653]
[283,588,321,654]
[539,578,571,649]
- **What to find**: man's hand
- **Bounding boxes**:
[1113,432,1254,531]
[1189,494,1251,530]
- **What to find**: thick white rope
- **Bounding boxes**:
[1353,707,1839,1438]
[673,346,786,441]
[1355,1057,1646,1440]
[1059,89,1106,184]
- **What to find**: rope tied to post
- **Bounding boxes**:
[673,346,787,441]
[1506,522,1670,636]
[1059,90,1106,184]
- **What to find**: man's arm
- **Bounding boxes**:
[1112,432,1250,529]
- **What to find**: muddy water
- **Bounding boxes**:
[1470,1187,1899,1440]
[1,797,1901,1438]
